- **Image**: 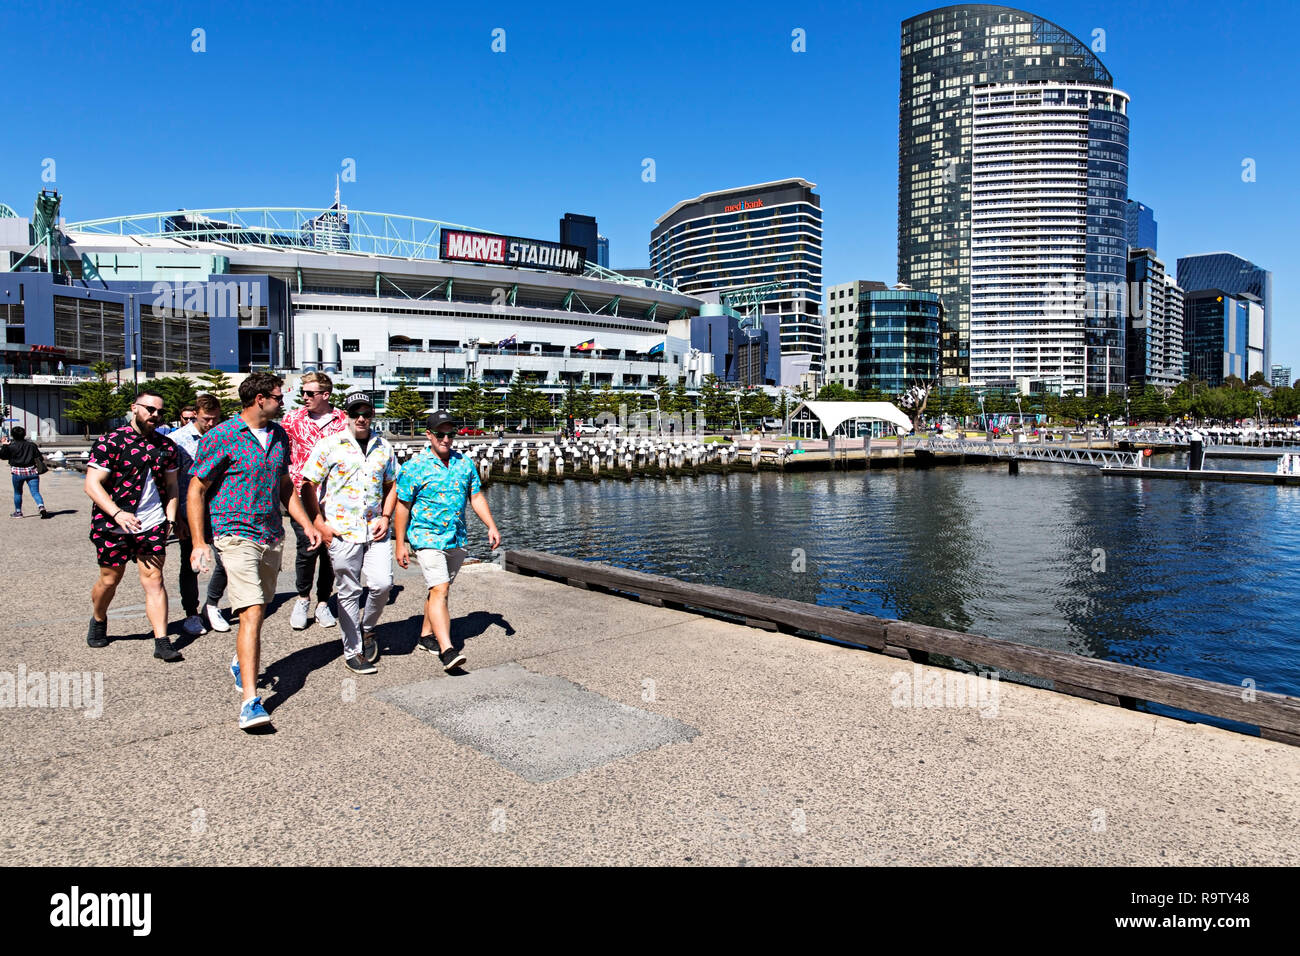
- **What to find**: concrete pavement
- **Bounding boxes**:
[1,471,1297,865]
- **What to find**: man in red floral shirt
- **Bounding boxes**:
[280,371,348,630]
[83,388,183,662]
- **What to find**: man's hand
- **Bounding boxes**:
[190,543,213,573]
[115,511,143,534]
[371,515,390,541]
[395,540,410,569]
[302,524,322,550]
[487,527,501,551]
[314,517,335,547]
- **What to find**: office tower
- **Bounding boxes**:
[560,213,599,264]
[1183,289,1264,386]
[652,179,823,384]
[1126,200,1157,252]
[1177,253,1272,372]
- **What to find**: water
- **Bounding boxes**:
[463,457,1300,709]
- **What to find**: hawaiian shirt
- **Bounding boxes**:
[190,417,291,545]
[86,425,179,540]
[300,433,396,544]
[395,448,482,550]
[281,406,348,493]
[170,422,203,521]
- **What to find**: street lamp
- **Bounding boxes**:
[978,394,987,438]
[728,390,742,435]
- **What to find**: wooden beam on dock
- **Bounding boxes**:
[503,549,1300,744]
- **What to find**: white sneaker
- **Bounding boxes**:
[315,602,337,628]
[181,615,206,637]
[290,597,311,630]
[205,604,231,633]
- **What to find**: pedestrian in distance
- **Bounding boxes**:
[281,371,348,631]
[187,372,323,731]
[2,427,50,519]
[170,394,232,637]
[395,410,501,672]
[299,396,397,675]
[82,389,183,662]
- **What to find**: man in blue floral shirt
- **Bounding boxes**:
[395,411,501,672]
[187,372,322,731]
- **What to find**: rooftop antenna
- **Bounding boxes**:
[334,174,340,208]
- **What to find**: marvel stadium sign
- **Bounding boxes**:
[440,229,585,275]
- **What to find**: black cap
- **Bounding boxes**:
[426,410,455,432]
[346,396,375,417]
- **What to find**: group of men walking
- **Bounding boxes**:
[83,371,501,731]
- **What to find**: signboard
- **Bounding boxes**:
[31,375,92,386]
[440,229,585,275]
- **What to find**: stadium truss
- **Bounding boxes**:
[63,207,679,293]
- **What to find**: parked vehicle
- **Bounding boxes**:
[458,427,486,436]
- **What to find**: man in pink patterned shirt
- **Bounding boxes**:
[280,371,348,630]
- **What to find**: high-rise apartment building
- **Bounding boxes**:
[1126,248,1184,389]
[899,5,1115,385]
[1272,365,1292,388]
[1177,253,1273,372]
[968,82,1130,395]
[651,179,823,385]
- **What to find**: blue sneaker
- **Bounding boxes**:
[230,655,241,690]
[238,696,271,730]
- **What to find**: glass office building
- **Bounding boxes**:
[1126,200,1157,252]
[857,288,942,395]
[1177,253,1272,372]
[899,5,1115,385]
[1184,289,1264,387]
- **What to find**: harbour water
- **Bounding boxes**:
[465,454,1300,705]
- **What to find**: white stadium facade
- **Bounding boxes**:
[0,197,711,428]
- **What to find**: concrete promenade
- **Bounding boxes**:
[2,473,1297,866]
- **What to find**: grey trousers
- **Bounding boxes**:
[327,536,394,659]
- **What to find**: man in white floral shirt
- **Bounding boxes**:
[299,396,397,674]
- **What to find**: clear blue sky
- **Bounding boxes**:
[3,0,1296,369]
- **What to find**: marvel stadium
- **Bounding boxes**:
[0,191,711,429]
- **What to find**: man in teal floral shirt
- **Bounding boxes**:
[395,411,501,671]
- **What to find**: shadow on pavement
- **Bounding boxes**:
[260,638,343,714]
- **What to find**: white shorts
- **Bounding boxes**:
[416,547,467,589]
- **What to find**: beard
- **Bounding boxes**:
[134,411,157,432]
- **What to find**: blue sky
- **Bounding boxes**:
[3,0,1297,368]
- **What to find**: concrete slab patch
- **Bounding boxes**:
[374,662,699,783]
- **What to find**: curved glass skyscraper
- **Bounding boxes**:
[899,5,1118,386]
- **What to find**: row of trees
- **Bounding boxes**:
[63,366,242,436]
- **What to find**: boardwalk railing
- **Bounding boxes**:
[924,439,1140,468]
[504,549,1300,746]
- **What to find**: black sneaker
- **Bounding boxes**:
[153,638,183,662]
[362,634,380,664]
[87,617,109,648]
[344,654,377,675]
[39,508,52,520]
[439,647,467,672]
[417,635,441,656]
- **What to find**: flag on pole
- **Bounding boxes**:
[575,338,596,351]
[648,341,665,356]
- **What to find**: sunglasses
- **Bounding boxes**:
[263,392,284,403]
[432,432,455,441]
[136,404,164,415]
[302,389,332,397]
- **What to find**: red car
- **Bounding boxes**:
[457,427,486,436]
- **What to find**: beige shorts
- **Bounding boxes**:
[214,535,283,611]
[416,547,467,589]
